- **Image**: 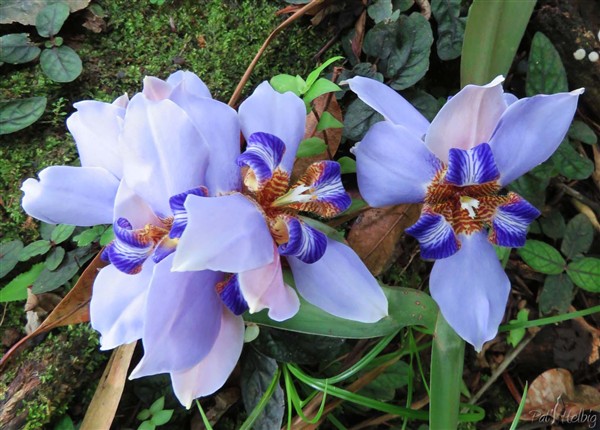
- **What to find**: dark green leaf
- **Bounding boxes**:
[45,246,66,270]
[40,46,82,83]
[0,263,45,302]
[253,327,346,364]
[148,396,164,414]
[561,214,594,259]
[389,13,433,90]
[53,415,76,430]
[518,240,566,275]
[0,240,24,278]
[316,111,344,132]
[539,211,565,240]
[368,0,399,24]
[241,348,284,430]
[73,225,104,247]
[36,2,70,37]
[566,258,600,292]
[32,245,94,293]
[338,156,356,174]
[568,121,597,145]
[53,36,63,47]
[431,0,466,61]
[51,224,76,244]
[507,171,550,209]
[19,240,52,261]
[343,98,384,141]
[461,0,535,86]
[151,410,173,426]
[359,361,411,401]
[269,74,305,97]
[296,137,326,158]
[539,274,574,315]
[551,139,594,180]
[394,0,414,12]
[40,222,56,240]
[0,97,47,135]
[138,421,155,430]
[245,285,438,338]
[526,32,568,96]
[0,33,41,64]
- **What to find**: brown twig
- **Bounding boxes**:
[228,0,325,107]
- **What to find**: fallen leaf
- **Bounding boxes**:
[0,252,106,371]
[520,368,600,422]
[351,9,367,59]
[24,288,62,334]
[292,92,343,179]
[347,204,422,276]
[82,10,106,33]
[80,342,137,430]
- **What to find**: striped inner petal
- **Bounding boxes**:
[169,186,209,239]
[104,218,155,274]
[489,192,540,247]
[237,132,286,191]
[274,161,351,218]
[406,211,460,259]
[277,216,327,264]
[445,143,500,186]
[216,274,249,315]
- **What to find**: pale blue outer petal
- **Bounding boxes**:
[90,261,153,350]
[21,166,119,226]
[129,256,223,377]
[170,307,244,408]
[288,238,388,323]
[168,90,241,194]
[346,76,430,138]
[489,89,584,185]
[425,76,507,163]
[429,232,510,351]
[238,245,300,321]
[67,100,126,177]
[354,121,439,206]
[238,81,306,173]
[172,193,274,273]
[121,94,210,216]
[167,70,212,99]
[113,180,161,229]
[142,76,173,100]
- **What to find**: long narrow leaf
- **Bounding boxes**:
[461,0,536,87]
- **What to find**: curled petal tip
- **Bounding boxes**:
[571,87,585,95]
[486,75,505,87]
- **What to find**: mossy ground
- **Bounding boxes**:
[1,0,335,426]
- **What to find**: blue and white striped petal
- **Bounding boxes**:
[489,193,540,247]
[237,132,286,191]
[445,143,500,186]
[168,186,209,239]
[105,218,154,274]
[216,275,249,315]
[152,236,178,264]
[406,212,460,260]
[278,216,327,264]
[274,161,351,218]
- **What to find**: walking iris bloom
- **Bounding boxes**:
[21,72,388,407]
[172,81,389,324]
[347,76,582,350]
[22,72,246,407]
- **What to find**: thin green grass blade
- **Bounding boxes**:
[195,400,214,430]
[461,0,536,87]
[429,312,465,430]
[509,382,529,430]
[499,305,600,332]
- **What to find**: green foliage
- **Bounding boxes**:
[296,137,327,158]
[0,33,41,64]
[51,224,76,244]
[368,0,399,24]
[518,240,566,275]
[431,0,465,61]
[0,240,24,278]
[506,308,529,347]
[359,361,411,401]
[36,2,70,38]
[137,396,174,429]
[338,156,356,174]
[561,214,594,259]
[316,111,343,131]
[40,46,83,83]
[539,274,574,315]
[0,97,47,135]
[569,120,597,145]
[19,240,52,260]
[566,258,600,293]
[0,263,44,302]
[240,348,284,430]
[526,32,568,96]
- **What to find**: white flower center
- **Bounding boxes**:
[460,196,480,219]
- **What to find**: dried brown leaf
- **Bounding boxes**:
[351,10,367,59]
[520,368,600,422]
[347,204,422,276]
[80,342,137,430]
